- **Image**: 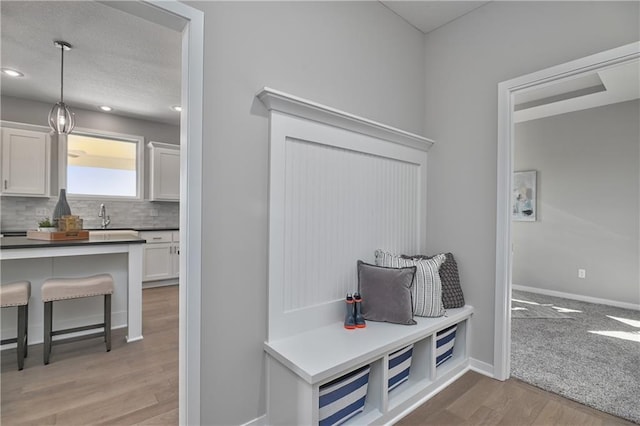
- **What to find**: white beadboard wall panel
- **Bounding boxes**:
[283,138,420,312]
[262,92,432,340]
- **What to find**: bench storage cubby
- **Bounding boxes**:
[436,324,457,367]
[388,344,413,392]
[265,306,473,425]
[319,364,371,426]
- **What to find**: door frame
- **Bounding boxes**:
[493,41,640,381]
[135,1,204,423]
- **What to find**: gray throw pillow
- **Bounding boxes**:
[401,252,465,309]
[357,260,417,325]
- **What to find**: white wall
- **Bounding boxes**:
[423,1,639,366]
[185,1,425,424]
[513,100,639,304]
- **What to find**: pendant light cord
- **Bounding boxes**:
[60,44,64,103]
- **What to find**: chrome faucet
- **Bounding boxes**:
[98,203,111,229]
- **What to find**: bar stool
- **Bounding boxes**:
[41,273,114,365]
[0,281,31,370]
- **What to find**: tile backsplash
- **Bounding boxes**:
[1,196,179,231]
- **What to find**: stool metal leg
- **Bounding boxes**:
[24,303,29,358]
[17,305,26,370]
[104,294,111,352]
[44,301,52,365]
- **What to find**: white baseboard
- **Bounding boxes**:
[142,280,178,289]
[512,284,640,311]
[469,358,495,378]
[241,414,266,426]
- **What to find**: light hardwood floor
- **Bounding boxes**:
[2,286,633,425]
[1,285,178,425]
[396,370,634,426]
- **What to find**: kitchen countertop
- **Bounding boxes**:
[1,234,146,343]
[135,227,180,232]
[1,227,179,237]
[0,235,146,250]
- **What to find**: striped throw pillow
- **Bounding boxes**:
[375,250,446,317]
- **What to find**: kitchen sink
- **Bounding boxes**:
[89,229,140,240]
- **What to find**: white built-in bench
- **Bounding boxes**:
[265,305,473,425]
[259,88,471,425]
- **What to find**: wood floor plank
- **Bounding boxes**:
[136,407,179,425]
[395,371,635,426]
[461,405,505,426]
[1,286,179,426]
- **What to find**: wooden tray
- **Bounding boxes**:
[27,230,89,241]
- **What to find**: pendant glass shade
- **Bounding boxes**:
[48,101,75,134]
[49,41,75,135]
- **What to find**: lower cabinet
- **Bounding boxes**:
[265,306,473,425]
[140,230,179,286]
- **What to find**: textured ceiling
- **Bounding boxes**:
[0,1,181,125]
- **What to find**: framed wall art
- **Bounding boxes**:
[512,170,537,221]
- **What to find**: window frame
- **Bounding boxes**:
[59,128,145,201]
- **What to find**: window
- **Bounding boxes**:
[65,132,143,198]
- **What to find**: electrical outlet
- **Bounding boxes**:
[578,268,586,279]
[150,209,159,217]
[36,208,48,217]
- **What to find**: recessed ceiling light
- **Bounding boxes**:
[1,68,24,77]
[171,105,182,112]
[99,105,113,112]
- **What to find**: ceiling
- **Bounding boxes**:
[2,1,636,127]
[0,1,182,125]
[0,1,490,127]
[380,1,490,33]
[513,59,640,123]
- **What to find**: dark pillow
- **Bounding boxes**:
[401,252,465,309]
[357,260,417,325]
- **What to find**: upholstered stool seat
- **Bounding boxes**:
[42,274,114,365]
[1,281,31,370]
[42,274,114,302]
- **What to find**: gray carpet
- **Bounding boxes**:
[511,290,640,424]
[512,295,574,319]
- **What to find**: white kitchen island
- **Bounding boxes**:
[0,235,145,344]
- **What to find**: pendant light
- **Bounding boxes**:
[48,41,75,134]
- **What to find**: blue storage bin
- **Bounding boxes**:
[388,344,413,392]
[436,324,457,367]
[318,364,370,426]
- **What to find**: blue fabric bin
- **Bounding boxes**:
[388,344,413,391]
[436,324,457,367]
[319,364,370,426]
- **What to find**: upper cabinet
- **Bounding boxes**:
[1,127,50,197]
[148,141,179,202]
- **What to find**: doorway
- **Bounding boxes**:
[128,2,204,423]
[494,42,640,379]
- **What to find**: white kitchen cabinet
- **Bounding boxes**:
[171,230,180,277]
[148,142,179,201]
[1,127,50,197]
[140,230,179,286]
